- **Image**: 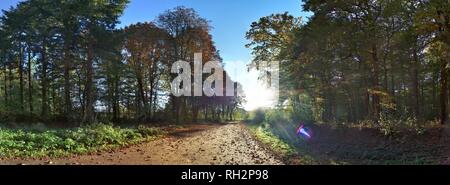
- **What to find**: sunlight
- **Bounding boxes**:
[242,70,278,111]
[224,60,278,111]
[244,87,276,111]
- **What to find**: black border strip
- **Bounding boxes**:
[0,165,447,184]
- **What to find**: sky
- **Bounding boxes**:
[0,0,312,110]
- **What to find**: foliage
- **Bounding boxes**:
[379,110,426,136]
[247,125,295,156]
[246,0,450,125]
[0,2,244,124]
[0,123,163,157]
[250,109,266,125]
[247,123,318,165]
[264,109,290,125]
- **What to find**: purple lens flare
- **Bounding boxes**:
[296,124,313,141]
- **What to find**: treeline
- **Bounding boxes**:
[246,0,449,124]
[0,0,243,125]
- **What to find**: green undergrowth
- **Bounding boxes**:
[247,124,319,165]
[247,125,295,156]
[0,123,165,158]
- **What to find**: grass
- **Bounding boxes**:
[0,123,165,158]
[247,125,295,156]
[247,124,319,164]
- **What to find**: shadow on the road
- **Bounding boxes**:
[165,123,231,138]
[164,122,241,138]
[167,128,209,137]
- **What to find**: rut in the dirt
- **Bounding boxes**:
[1,123,283,165]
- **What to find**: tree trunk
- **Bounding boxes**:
[411,50,420,119]
[41,43,48,119]
[148,65,156,119]
[370,44,381,122]
[171,95,179,123]
[432,73,437,118]
[112,78,120,121]
[440,57,448,125]
[4,65,8,108]
[51,85,56,115]
[27,50,33,115]
[136,74,147,116]
[148,84,153,119]
[77,71,85,119]
[152,85,158,118]
[18,47,24,111]
[63,38,72,118]
[83,36,95,124]
[204,105,208,120]
[192,101,198,123]
[8,66,13,107]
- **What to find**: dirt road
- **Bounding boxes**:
[1,123,283,165]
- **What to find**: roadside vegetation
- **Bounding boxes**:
[0,123,164,158]
[247,125,294,156]
[247,108,449,165]
[246,109,319,164]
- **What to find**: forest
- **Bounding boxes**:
[0,1,244,126]
[246,0,449,127]
[0,0,449,165]
[243,0,450,164]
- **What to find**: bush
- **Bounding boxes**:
[379,115,397,136]
[378,108,425,136]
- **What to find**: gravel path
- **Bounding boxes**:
[0,123,283,165]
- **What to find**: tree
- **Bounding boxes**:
[157,6,210,123]
[123,22,169,120]
[77,0,129,124]
[415,0,450,124]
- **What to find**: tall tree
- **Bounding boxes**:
[78,0,129,124]
[157,6,210,123]
[123,22,169,120]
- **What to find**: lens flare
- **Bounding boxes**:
[296,124,313,141]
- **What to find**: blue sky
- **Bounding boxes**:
[117,0,309,62]
[1,0,312,110]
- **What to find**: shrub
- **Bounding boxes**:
[379,110,399,135]
[378,108,425,136]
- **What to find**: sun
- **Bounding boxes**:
[223,60,278,111]
[242,71,278,111]
[244,88,276,111]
